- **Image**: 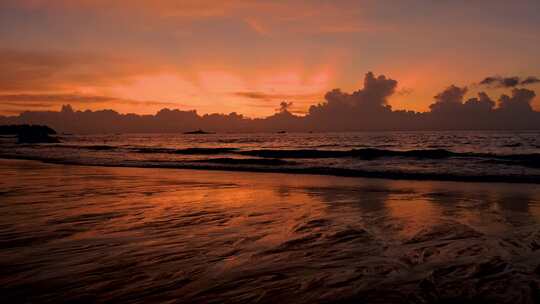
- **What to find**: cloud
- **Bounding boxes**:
[429,85,468,112]
[0,0,249,18]
[0,93,179,109]
[0,93,116,103]
[479,75,540,88]
[463,92,495,112]
[479,76,519,87]
[428,86,497,114]
[396,87,414,96]
[421,85,537,129]
[3,72,540,132]
[1,102,52,108]
[427,86,537,116]
[233,91,321,102]
[0,49,161,92]
[360,72,399,107]
[0,49,94,91]
[521,76,540,85]
[312,72,397,111]
[499,88,536,112]
[2,0,386,39]
[304,72,399,130]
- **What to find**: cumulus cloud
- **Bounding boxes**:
[428,85,468,112]
[427,85,496,115]
[360,72,398,107]
[310,72,397,113]
[499,88,536,112]
[2,72,540,132]
[300,72,401,130]
[479,75,540,88]
[463,92,495,112]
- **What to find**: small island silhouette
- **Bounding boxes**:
[183,129,215,135]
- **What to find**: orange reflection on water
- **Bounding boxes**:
[3,160,540,303]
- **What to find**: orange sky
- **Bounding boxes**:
[1,0,539,116]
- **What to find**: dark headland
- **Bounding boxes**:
[0,125,60,143]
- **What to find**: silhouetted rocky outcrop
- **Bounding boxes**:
[0,124,59,143]
[183,129,215,134]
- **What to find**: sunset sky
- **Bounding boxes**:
[1,0,539,117]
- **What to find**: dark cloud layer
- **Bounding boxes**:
[0,49,158,92]
[233,92,321,101]
[479,75,540,88]
[2,72,539,133]
[0,94,116,103]
[522,76,540,85]
[0,93,177,109]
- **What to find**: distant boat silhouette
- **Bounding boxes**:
[183,129,215,135]
[277,130,287,134]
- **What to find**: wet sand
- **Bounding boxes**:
[2,159,540,303]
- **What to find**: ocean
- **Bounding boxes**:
[1,131,540,183]
[3,131,540,303]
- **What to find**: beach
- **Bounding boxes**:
[3,1,540,302]
[2,159,540,303]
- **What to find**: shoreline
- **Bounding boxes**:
[2,157,540,303]
[1,155,539,185]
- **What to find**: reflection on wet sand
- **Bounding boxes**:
[1,159,540,303]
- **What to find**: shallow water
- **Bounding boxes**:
[2,159,540,303]
[1,131,540,182]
